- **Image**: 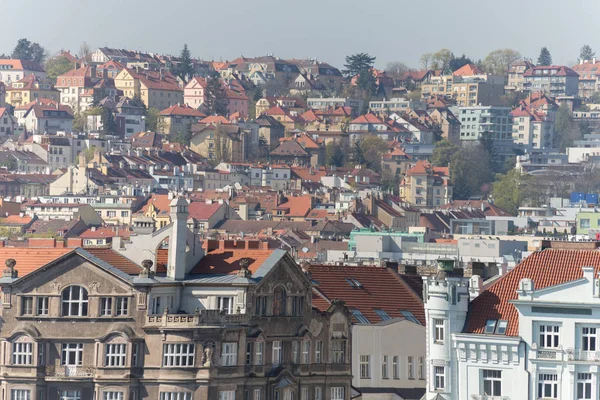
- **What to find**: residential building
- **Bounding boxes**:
[310,265,426,400]
[0,59,46,83]
[510,107,554,150]
[56,66,118,111]
[369,98,421,114]
[5,74,59,107]
[523,65,580,97]
[306,97,364,117]
[159,103,206,135]
[183,76,207,108]
[427,108,461,144]
[450,64,505,107]
[576,209,600,236]
[114,68,183,110]
[0,107,18,136]
[506,60,535,92]
[17,99,74,134]
[457,106,514,161]
[229,55,301,85]
[0,200,353,400]
[289,58,344,92]
[256,115,285,150]
[24,202,104,225]
[398,70,434,90]
[572,58,600,98]
[400,160,452,207]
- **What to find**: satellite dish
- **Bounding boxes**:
[301,247,310,254]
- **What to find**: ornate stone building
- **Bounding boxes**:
[0,198,352,400]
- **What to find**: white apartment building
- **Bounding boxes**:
[423,248,600,400]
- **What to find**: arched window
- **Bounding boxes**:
[273,287,286,316]
[62,286,88,317]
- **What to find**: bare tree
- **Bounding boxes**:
[78,42,92,63]
[385,61,409,82]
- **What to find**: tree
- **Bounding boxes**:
[78,42,92,63]
[482,49,522,75]
[213,126,230,164]
[491,169,530,215]
[537,47,552,66]
[385,61,409,83]
[580,45,595,62]
[11,38,47,63]
[204,76,228,116]
[381,169,400,194]
[173,121,193,146]
[448,54,474,72]
[100,107,116,136]
[555,103,581,151]
[432,139,459,167]
[45,55,75,84]
[175,44,194,82]
[353,135,388,171]
[145,107,166,132]
[420,53,433,69]
[343,53,376,78]
[356,68,377,96]
[430,49,453,73]
[326,141,346,167]
[450,143,494,200]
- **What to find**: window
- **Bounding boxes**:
[291,296,304,315]
[273,287,286,316]
[222,342,238,366]
[37,297,48,315]
[163,343,195,367]
[218,296,234,314]
[255,341,264,365]
[116,297,128,316]
[160,394,192,400]
[496,320,508,335]
[246,342,253,365]
[11,390,31,400]
[393,356,399,379]
[132,343,140,366]
[100,297,112,316]
[331,387,344,400]
[107,211,117,218]
[360,355,370,378]
[400,310,421,325]
[61,343,83,366]
[434,366,445,390]
[580,219,591,229]
[272,341,282,365]
[484,320,497,334]
[105,343,126,366]
[315,388,322,400]
[374,309,391,321]
[539,325,560,348]
[407,356,414,379]
[62,286,88,316]
[381,355,389,379]
[332,340,345,363]
[577,373,592,400]
[292,341,299,363]
[538,374,558,399]
[483,370,501,396]
[301,388,308,400]
[151,296,161,314]
[21,296,33,315]
[218,391,235,400]
[350,309,370,324]
[418,357,425,379]
[301,341,310,364]
[315,341,322,363]
[434,319,444,343]
[13,342,33,365]
[60,391,81,400]
[103,392,124,400]
[582,327,596,351]
[254,389,261,400]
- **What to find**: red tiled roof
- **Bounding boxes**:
[0,247,72,277]
[85,248,142,274]
[1,215,33,225]
[309,265,425,325]
[189,248,274,275]
[188,202,223,221]
[466,249,600,336]
[199,115,230,124]
[351,113,384,124]
[453,63,484,76]
[0,59,44,72]
[78,227,132,240]
[523,65,579,77]
[276,195,312,217]
[159,104,206,117]
[139,194,171,215]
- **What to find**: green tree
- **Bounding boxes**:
[343,53,376,78]
[482,49,522,75]
[420,53,433,69]
[430,49,453,73]
[145,107,166,132]
[580,45,595,62]
[11,38,47,63]
[45,55,75,84]
[172,121,193,146]
[448,54,474,72]
[100,107,116,136]
[204,76,228,116]
[537,47,553,66]
[381,169,399,194]
[356,68,377,96]
[432,139,459,167]
[353,135,388,171]
[175,44,194,82]
[555,103,581,151]
[326,141,346,167]
[491,169,529,215]
[450,144,494,200]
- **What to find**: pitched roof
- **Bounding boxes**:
[189,247,275,275]
[523,65,579,77]
[85,248,142,274]
[188,202,224,221]
[0,59,45,72]
[466,249,600,336]
[351,113,384,124]
[139,194,171,215]
[199,115,230,124]
[1,215,33,225]
[309,265,425,325]
[0,247,72,277]
[276,195,312,217]
[270,140,309,157]
[453,63,484,76]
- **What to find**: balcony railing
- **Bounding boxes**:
[471,396,510,400]
[144,310,250,328]
[45,365,95,379]
[566,348,600,362]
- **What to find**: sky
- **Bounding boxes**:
[2,0,597,70]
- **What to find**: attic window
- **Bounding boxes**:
[400,310,421,325]
[485,320,497,334]
[496,320,508,335]
[350,308,370,324]
[345,277,363,289]
[374,309,391,321]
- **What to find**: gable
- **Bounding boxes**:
[255,252,311,295]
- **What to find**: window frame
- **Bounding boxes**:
[434,366,445,390]
[359,354,370,378]
[538,373,558,399]
[61,286,89,317]
[162,343,195,367]
[272,340,282,366]
[539,324,560,349]
[221,342,238,366]
[434,319,445,343]
[105,343,127,367]
[482,369,502,396]
[12,341,33,365]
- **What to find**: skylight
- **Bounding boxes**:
[374,309,391,321]
[495,320,508,335]
[485,320,497,334]
[350,308,370,324]
[345,277,363,289]
[400,310,421,325]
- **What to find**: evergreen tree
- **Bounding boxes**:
[204,77,228,116]
[176,44,194,82]
[173,121,193,146]
[343,53,376,78]
[356,68,377,96]
[448,54,474,72]
[100,107,117,136]
[11,38,47,63]
[326,141,345,167]
[580,45,595,62]
[537,47,553,66]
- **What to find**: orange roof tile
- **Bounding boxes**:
[159,104,206,117]
[0,248,72,277]
[85,248,142,275]
[189,248,274,275]
[1,215,33,225]
[453,63,484,76]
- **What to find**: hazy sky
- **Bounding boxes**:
[2,0,596,69]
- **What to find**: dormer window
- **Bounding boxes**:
[484,320,497,334]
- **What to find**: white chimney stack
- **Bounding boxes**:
[167,197,189,280]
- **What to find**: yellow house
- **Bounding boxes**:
[5,74,60,107]
[190,118,243,162]
[158,103,206,135]
[114,68,183,110]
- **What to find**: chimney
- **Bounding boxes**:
[3,258,17,279]
[238,202,249,220]
[167,197,189,280]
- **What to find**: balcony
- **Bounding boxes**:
[566,348,600,362]
[45,365,95,381]
[471,396,510,400]
[532,346,564,362]
[144,310,250,328]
